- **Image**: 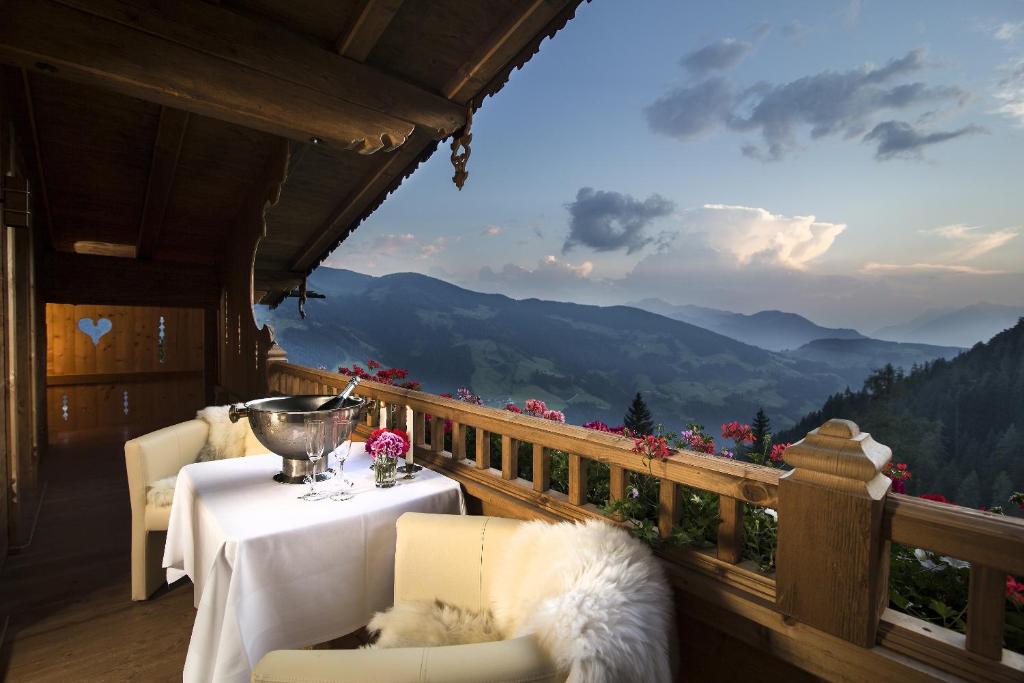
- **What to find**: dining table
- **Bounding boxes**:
[162,444,465,683]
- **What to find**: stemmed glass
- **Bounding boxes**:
[329,418,355,501]
[300,414,326,501]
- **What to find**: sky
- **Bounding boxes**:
[323,0,1024,332]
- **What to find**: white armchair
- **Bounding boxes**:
[252,513,564,683]
[124,417,265,600]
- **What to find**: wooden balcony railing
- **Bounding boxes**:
[269,362,1024,683]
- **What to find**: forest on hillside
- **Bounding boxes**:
[777,319,1024,511]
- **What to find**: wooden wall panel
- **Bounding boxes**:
[45,303,205,441]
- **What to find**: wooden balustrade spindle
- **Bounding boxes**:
[608,465,627,520]
[717,496,744,564]
[532,444,549,492]
[451,421,465,460]
[414,412,427,448]
[568,453,588,506]
[966,564,1006,660]
[501,434,516,480]
[430,413,445,453]
[658,479,681,538]
[776,419,892,647]
[475,427,489,469]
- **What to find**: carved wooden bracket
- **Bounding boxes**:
[450,105,474,190]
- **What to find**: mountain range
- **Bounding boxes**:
[630,298,866,351]
[872,303,1024,348]
[258,269,962,430]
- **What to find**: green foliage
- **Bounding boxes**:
[751,408,771,460]
[778,320,1024,516]
[624,392,654,436]
[743,507,778,572]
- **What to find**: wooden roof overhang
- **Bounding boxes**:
[0,0,587,308]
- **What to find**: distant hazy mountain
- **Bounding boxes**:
[873,303,1024,348]
[785,338,962,374]
[257,269,971,431]
[631,298,865,351]
[258,269,862,429]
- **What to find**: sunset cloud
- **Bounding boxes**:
[482,225,503,236]
[861,262,1005,275]
[925,224,1020,260]
[682,204,845,270]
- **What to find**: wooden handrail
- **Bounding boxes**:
[884,493,1024,575]
[270,362,781,506]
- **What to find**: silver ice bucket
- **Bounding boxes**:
[229,395,366,484]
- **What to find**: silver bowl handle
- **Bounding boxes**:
[228,403,248,423]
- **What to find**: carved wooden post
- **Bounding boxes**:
[776,418,892,647]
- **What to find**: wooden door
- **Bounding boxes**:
[45,304,205,442]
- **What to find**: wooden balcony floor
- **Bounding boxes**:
[0,434,195,681]
[0,434,367,682]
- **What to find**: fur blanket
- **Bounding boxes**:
[145,406,249,507]
[195,405,248,462]
[368,519,672,683]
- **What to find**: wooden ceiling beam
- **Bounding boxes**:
[442,0,580,103]
[136,107,189,260]
[0,0,464,153]
[41,251,220,307]
[335,0,404,61]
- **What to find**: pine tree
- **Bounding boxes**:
[991,471,1014,509]
[624,392,654,436]
[956,470,981,509]
[751,408,771,456]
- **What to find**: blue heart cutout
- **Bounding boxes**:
[78,317,113,346]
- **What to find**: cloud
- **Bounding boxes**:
[925,224,1020,260]
[780,20,808,43]
[482,225,503,236]
[861,262,1005,275]
[995,60,1024,125]
[477,256,600,301]
[646,49,976,160]
[995,21,1023,42]
[417,236,450,259]
[680,38,752,75]
[645,77,736,140]
[751,22,773,41]
[563,187,675,254]
[680,204,845,270]
[366,233,416,254]
[864,120,987,159]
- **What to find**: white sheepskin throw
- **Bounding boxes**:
[491,519,673,683]
[369,519,672,683]
[195,405,248,462]
[146,475,177,508]
[367,600,501,649]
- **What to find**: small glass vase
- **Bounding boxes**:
[373,456,398,488]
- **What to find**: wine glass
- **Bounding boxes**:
[301,415,326,501]
[329,418,355,501]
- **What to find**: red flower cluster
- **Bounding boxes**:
[769,442,790,464]
[884,461,912,494]
[721,421,755,444]
[1007,577,1024,607]
[632,434,671,461]
[338,360,421,390]
[582,420,628,435]
[365,427,410,455]
[504,403,522,414]
[505,399,565,423]
[919,493,950,504]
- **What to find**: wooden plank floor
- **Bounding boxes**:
[0,433,196,682]
[0,432,367,682]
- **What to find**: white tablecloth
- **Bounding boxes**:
[163,446,464,683]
